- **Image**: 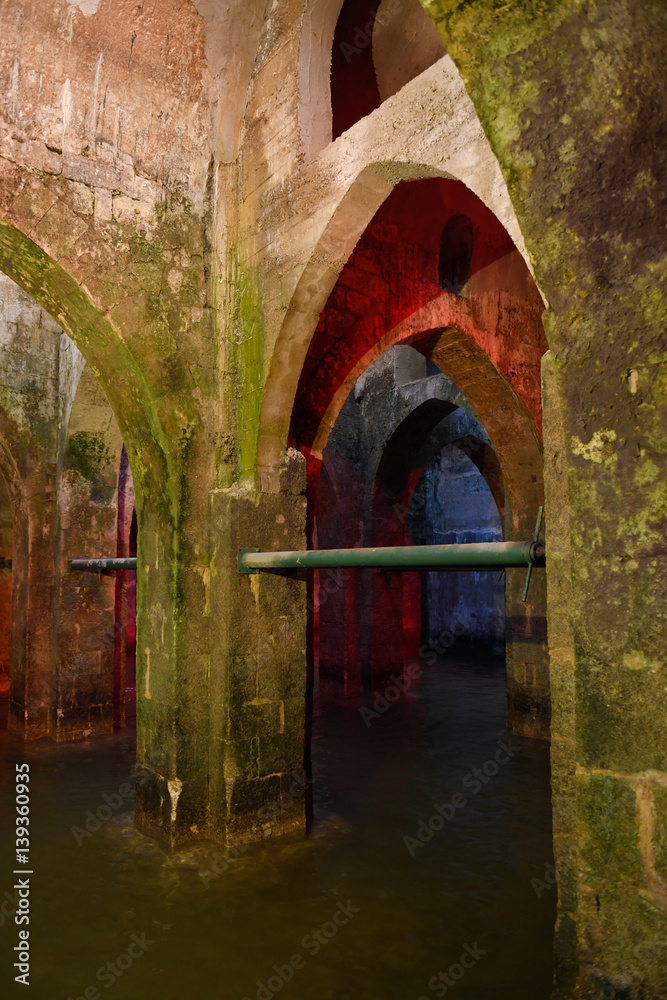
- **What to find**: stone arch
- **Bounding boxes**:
[415,329,548,737]
[410,438,505,652]
[0,216,169,501]
[308,298,543,533]
[0,260,139,739]
[258,161,547,734]
[0,187,214,845]
[0,146,220,836]
[373,397,460,508]
[424,327,543,533]
[297,0,346,159]
[411,421,504,526]
[0,228,156,740]
[452,438,504,525]
[257,160,540,491]
[298,0,445,155]
[300,310,547,732]
[309,342,514,696]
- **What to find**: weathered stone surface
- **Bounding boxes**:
[0,2,663,991]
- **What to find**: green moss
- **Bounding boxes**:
[576,661,667,773]
[229,247,266,488]
[578,882,667,993]
[64,431,112,482]
[578,772,643,885]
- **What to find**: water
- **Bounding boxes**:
[0,654,555,1000]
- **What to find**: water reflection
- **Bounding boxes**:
[0,654,554,1000]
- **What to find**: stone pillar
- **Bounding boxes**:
[369,482,412,687]
[54,441,120,741]
[133,468,213,848]
[208,449,308,847]
[315,461,361,697]
[505,545,550,741]
[543,350,667,996]
[418,2,667,988]
[0,470,12,701]
[134,449,307,850]
[503,452,550,741]
[8,466,57,740]
[318,567,360,697]
[541,351,579,994]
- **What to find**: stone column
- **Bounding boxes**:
[54,445,120,741]
[208,449,308,848]
[420,2,667,988]
[133,447,307,851]
[543,349,667,996]
[541,351,579,994]
[505,537,550,741]
[133,460,214,848]
[0,470,13,701]
[8,466,57,740]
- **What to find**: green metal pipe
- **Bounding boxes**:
[238,541,545,574]
[68,542,547,576]
[68,558,137,571]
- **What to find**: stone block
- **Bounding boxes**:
[229,737,260,780]
[577,660,667,773]
[229,698,283,742]
[68,650,103,676]
[258,724,304,778]
[226,774,282,845]
[577,880,667,995]
[257,635,306,701]
[577,772,643,887]
[94,187,113,221]
[76,614,114,650]
[230,655,259,704]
